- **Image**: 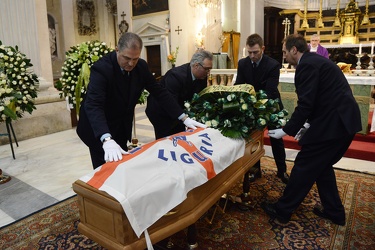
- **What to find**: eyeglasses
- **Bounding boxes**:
[198,62,211,71]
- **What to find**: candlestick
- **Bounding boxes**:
[242,47,246,58]
[371,42,374,55]
[359,43,362,54]
[354,54,362,76]
[367,54,374,76]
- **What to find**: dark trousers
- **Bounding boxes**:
[275,134,355,220]
[89,147,105,169]
[253,136,287,174]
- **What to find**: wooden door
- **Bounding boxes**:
[146,45,162,80]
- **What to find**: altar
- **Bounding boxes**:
[279,73,374,134]
[72,129,264,250]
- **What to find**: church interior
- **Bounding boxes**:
[0,0,374,249]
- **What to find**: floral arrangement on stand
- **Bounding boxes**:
[0,40,39,123]
[56,41,112,115]
[167,46,179,66]
[184,84,288,140]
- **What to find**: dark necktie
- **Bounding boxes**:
[252,62,257,69]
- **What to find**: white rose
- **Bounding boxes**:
[184,102,191,109]
[211,119,219,127]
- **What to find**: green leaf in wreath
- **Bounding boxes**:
[3,105,17,120]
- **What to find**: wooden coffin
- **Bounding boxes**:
[72,130,264,250]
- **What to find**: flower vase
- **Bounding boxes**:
[172,64,175,68]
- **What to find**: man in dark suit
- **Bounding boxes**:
[235,33,289,184]
[263,34,361,226]
[146,49,213,139]
[77,32,206,169]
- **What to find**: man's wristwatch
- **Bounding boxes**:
[102,136,112,143]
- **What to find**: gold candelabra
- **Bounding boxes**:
[361,0,371,25]
[333,0,341,27]
[317,0,324,28]
[301,0,309,29]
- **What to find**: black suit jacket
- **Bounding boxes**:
[235,55,283,108]
[145,63,207,137]
[283,52,362,145]
[77,51,184,151]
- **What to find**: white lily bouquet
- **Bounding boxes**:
[184,84,288,140]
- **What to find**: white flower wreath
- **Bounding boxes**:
[0,41,39,122]
[56,40,112,114]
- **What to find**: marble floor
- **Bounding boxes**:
[0,104,374,228]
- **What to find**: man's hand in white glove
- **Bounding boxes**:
[294,122,310,141]
[268,128,287,139]
[183,117,207,130]
[102,139,129,162]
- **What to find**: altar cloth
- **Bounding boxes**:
[79,128,245,238]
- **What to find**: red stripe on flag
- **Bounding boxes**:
[86,139,160,189]
[87,128,210,188]
[170,128,216,179]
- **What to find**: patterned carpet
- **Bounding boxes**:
[1,157,374,250]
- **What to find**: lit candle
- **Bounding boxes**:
[359,43,362,55]
[243,47,246,57]
[371,42,374,55]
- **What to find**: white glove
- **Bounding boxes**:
[102,139,128,162]
[294,122,310,141]
[183,117,207,130]
[268,128,287,139]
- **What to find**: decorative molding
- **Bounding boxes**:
[77,0,96,36]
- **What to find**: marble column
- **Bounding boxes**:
[0,0,71,146]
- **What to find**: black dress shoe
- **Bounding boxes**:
[261,202,289,224]
[313,206,345,226]
[277,172,289,184]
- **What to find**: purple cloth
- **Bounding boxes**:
[308,44,329,59]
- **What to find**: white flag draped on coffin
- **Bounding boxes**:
[79,128,245,238]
